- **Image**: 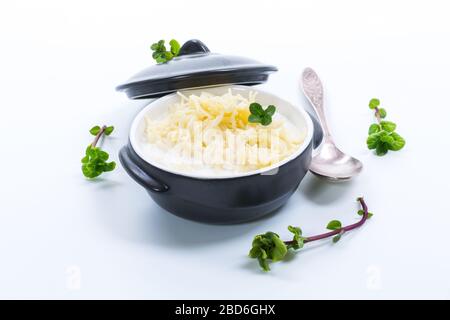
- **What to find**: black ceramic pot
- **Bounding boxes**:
[119,86,322,224]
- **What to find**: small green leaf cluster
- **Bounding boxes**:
[249,232,287,272]
[367,98,405,156]
[249,226,305,272]
[150,39,181,63]
[248,103,276,126]
[81,126,116,179]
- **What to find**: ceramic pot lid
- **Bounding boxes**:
[116,39,277,99]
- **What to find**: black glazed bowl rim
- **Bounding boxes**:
[128,85,315,180]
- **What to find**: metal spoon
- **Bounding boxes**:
[301,67,363,181]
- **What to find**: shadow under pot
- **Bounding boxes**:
[119,85,322,224]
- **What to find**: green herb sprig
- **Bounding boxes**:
[248,103,276,126]
[81,125,116,179]
[366,98,405,156]
[249,197,373,272]
[150,39,181,63]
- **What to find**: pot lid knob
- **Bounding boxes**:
[178,39,210,56]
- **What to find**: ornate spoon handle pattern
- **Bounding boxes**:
[302,68,331,140]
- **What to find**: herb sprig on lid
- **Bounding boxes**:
[150,39,181,64]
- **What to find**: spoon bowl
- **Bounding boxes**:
[310,141,363,181]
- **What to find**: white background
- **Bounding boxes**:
[0,0,449,299]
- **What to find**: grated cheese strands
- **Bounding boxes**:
[143,90,306,176]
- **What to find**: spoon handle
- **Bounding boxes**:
[301,68,332,140]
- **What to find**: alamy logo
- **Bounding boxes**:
[366,265,382,290]
[65,265,81,290]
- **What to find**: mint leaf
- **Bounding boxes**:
[86,145,95,156]
[376,142,388,156]
[389,132,405,151]
[97,150,109,161]
[357,209,373,219]
[248,114,262,123]
[155,56,166,63]
[378,108,387,118]
[367,133,380,149]
[287,225,304,249]
[248,103,276,126]
[152,51,161,59]
[380,121,396,132]
[104,162,116,172]
[164,51,174,60]
[332,234,342,243]
[265,105,276,117]
[258,257,270,272]
[90,126,101,136]
[326,220,342,230]
[104,126,114,136]
[380,133,395,145]
[260,115,272,126]
[156,40,165,52]
[259,248,268,260]
[368,123,381,134]
[369,98,380,109]
[249,103,264,116]
[266,232,287,262]
[82,164,96,178]
[169,39,181,56]
[288,225,302,238]
[249,246,261,258]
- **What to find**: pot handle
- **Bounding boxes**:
[306,110,324,149]
[119,147,169,193]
